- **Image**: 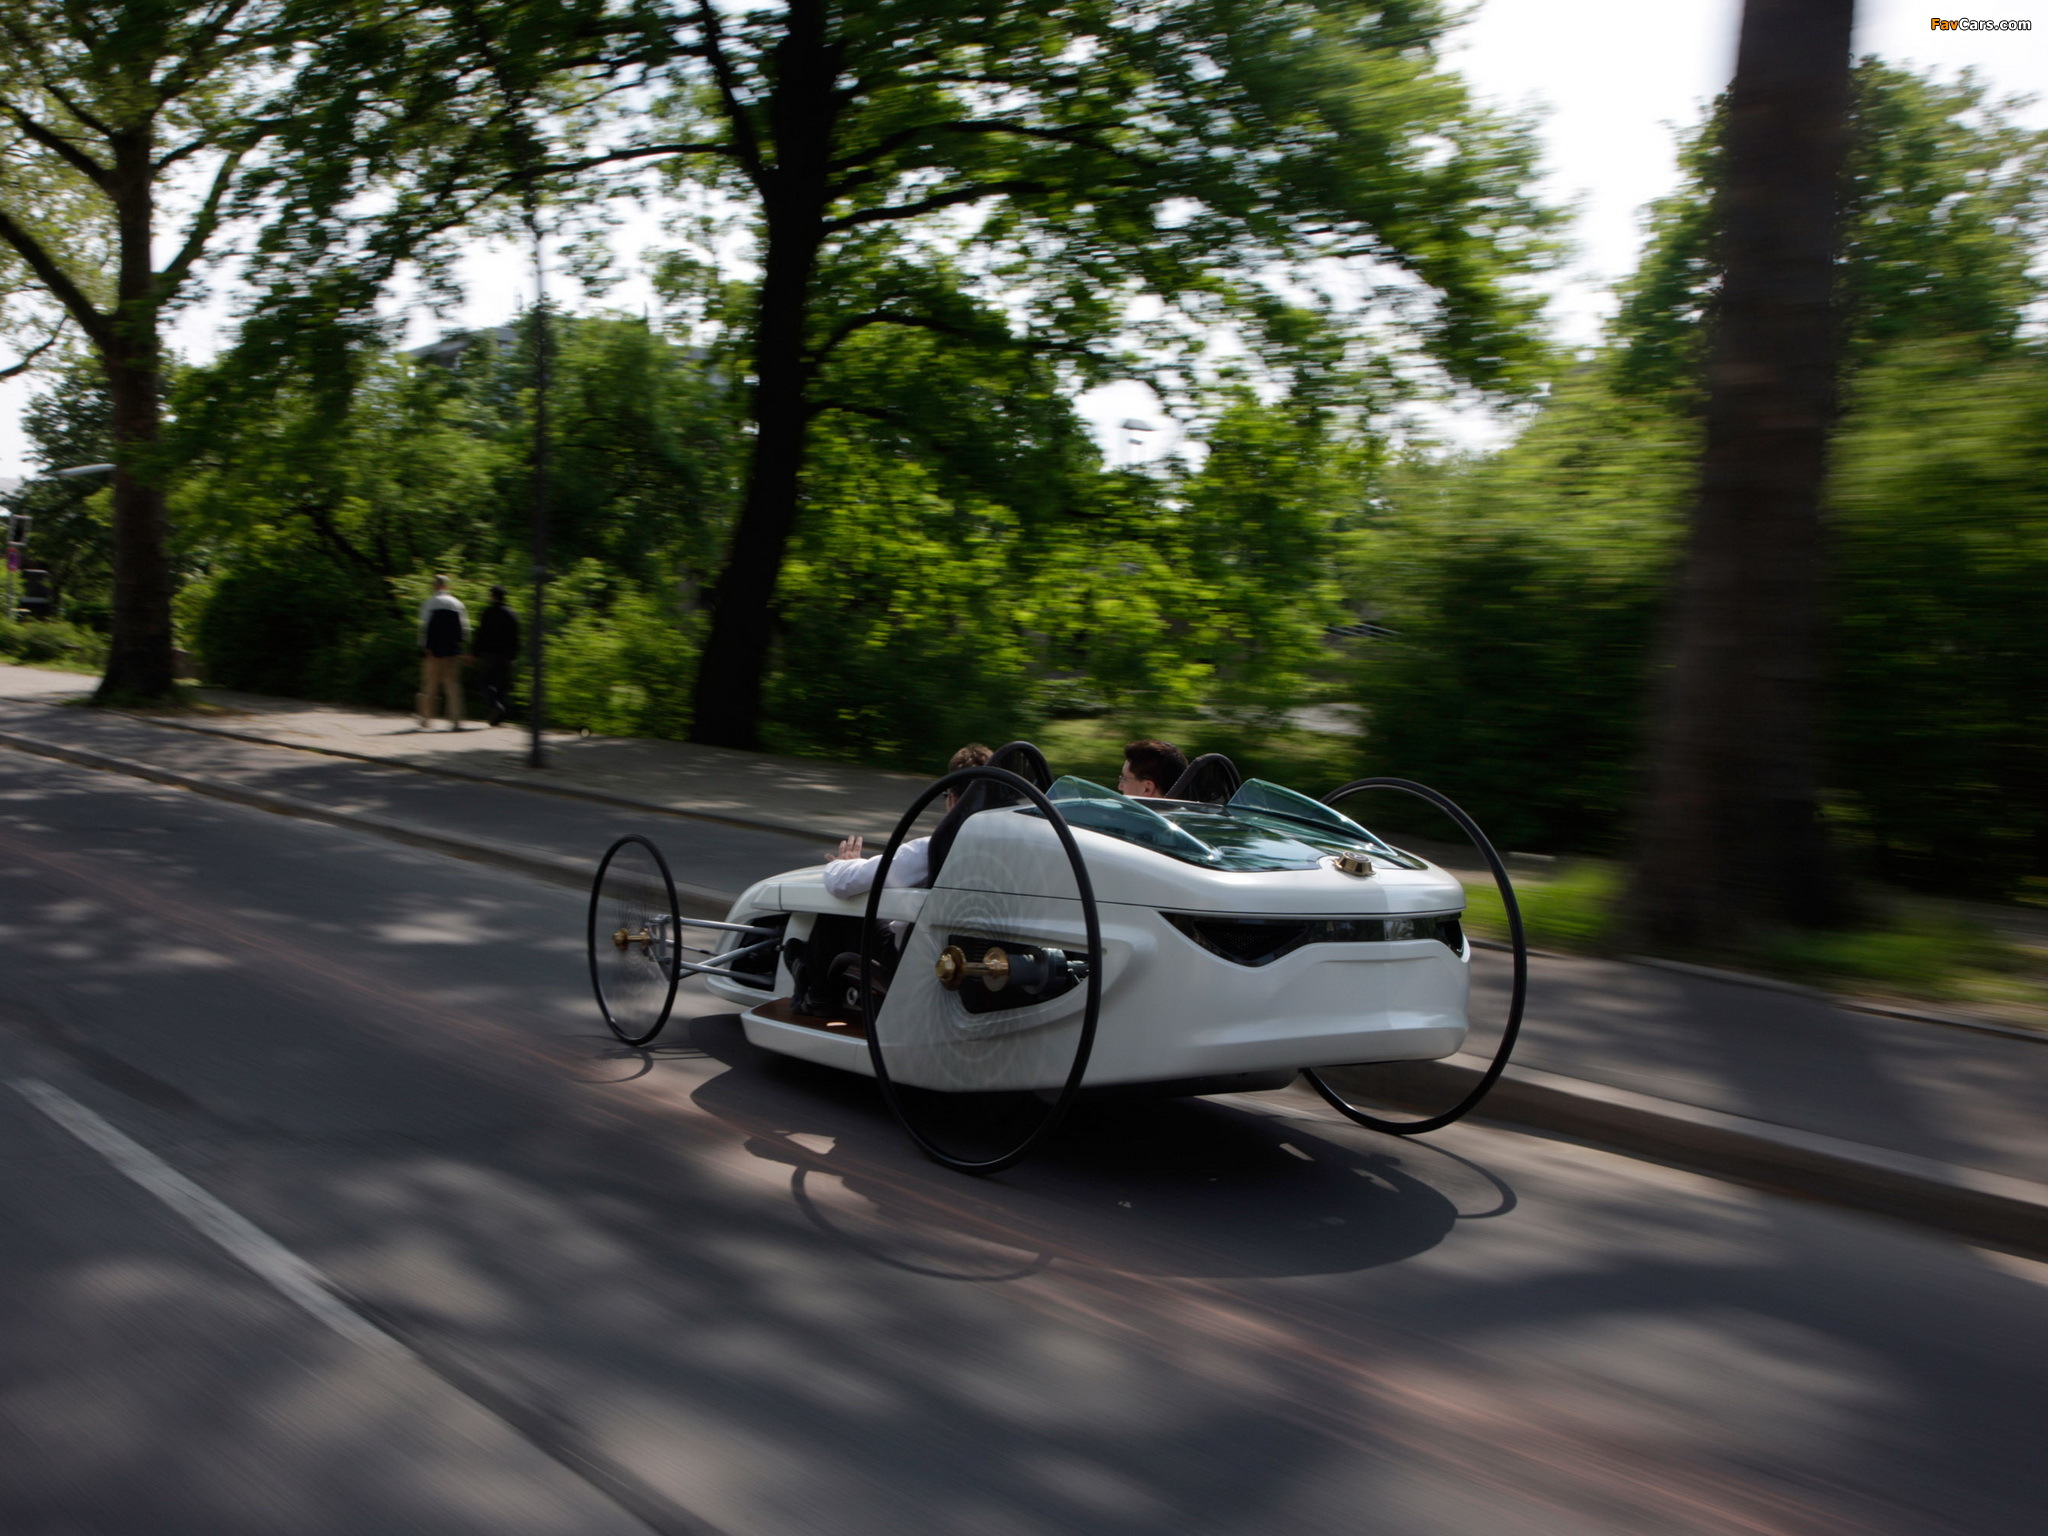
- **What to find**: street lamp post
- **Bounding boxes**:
[527,225,551,771]
[5,462,114,619]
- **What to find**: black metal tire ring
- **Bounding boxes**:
[587,833,684,1047]
[861,765,1104,1176]
[1302,778,1528,1135]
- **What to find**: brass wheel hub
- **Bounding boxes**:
[936,944,1011,991]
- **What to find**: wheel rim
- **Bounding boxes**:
[861,766,1103,1176]
[587,834,683,1047]
[1301,778,1528,1135]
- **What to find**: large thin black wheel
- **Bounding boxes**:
[861,766,1103,1176]
[587,834,683,1047]
[1301,778,1527,1135]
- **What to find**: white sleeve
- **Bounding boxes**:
[821,854,879,899]
[820,836,930,899]
[886,837,931,888]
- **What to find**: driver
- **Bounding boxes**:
[822,743,993,898]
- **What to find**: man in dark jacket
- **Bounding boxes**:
[471,586,522,727]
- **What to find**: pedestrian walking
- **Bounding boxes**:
[416,575,469,730]
[471,585,521,727]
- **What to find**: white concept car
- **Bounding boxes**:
[586,748,1525,1173]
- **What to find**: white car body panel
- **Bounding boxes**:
[702,806,1470,1092]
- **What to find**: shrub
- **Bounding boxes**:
[547,585,696,738]
[0,616,110,669]
[193,539,415,707]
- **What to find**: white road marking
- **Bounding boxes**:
[12,1076,712,1533]
[11,1076,400,1356]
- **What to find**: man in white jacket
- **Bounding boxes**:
[415,575,470,730]
[822,742,992,899]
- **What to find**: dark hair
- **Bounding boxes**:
[947,742,994,773]
[490,585,507,602]
[1122,739,1187,795]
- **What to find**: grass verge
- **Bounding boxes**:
[1458,858,2048,1030]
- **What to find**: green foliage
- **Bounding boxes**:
[1455,861,2042,1020]
[1352,369,1689,851]
[1357,63,2048,903]
[766,432,1042,768]
[1826,340,2048,897]
[1759,914,2019,1000]
[0,615,108,670]
[544,566,698,739]
[172,345,512,581]
[1612,61,2048,403]
[1461,861,1622,953]
[1,359,114,617]
[192,535,415,707]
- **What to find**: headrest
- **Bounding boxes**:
[985,740,1054,793]
[1165,752,1242,803]
[924,742,1054,882]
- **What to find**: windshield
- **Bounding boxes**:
[1044,778,1227,866]
[1042,776,1419,872]
[1226,779,1424,868]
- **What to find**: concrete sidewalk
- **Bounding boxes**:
[128,680,938,845]
[2,665,2044,1254]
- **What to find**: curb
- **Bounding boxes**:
[113,711,855,848]
[1468,938,2043,1046]
[7,720,2046,1257]
[0,726,733,918]
[1308,1055,2048,1261]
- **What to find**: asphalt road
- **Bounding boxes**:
[1,747,2044,1535]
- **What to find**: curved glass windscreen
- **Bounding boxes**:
[1041,776,1423,873]
[1044,778,1225,866]
[1226,779,1425,868]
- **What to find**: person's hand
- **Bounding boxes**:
[831,834,863,863]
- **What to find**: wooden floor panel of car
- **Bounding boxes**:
[754,997,870,1039]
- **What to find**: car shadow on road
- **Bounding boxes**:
[675,1011,1486,1283]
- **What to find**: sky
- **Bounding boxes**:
[3,0,2043,479]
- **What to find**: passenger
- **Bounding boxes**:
[822,743,993,899]
[1117,738,1188,799]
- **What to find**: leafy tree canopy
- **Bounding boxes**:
[1611,59,2048,403]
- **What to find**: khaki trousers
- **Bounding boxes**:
[417,653,465,726]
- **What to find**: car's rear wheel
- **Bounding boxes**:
[862,766,1103,1176]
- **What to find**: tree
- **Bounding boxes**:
[278,0,1558,748]
[1626,0,1858,948]
[662,0,1560,746]
[0,2,344,699]
[1611,59,2048,405]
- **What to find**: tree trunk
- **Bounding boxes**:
[687,207,824,748]
[94,129,176,703]
[689,3,837,750]
[1626,0,1857,950]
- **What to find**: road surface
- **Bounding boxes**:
[0,746,2042,1535]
